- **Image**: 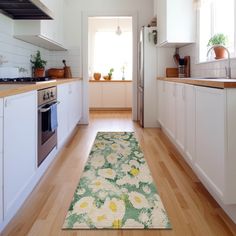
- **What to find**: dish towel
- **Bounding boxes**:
[49,103,58,131]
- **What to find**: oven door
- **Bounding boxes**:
[38,101,59,167]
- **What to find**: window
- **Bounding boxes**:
[199,0,235,62]
[93,31,132,80]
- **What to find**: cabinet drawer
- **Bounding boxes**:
[0,99,3,117]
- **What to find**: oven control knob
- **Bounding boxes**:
[50,91,54,98]
[43,93,47,100]
[47,92,50,99]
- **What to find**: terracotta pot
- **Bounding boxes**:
[103,75,112,80]
[34,68,45,77]
[214,47,227,59]
[93,72,101,80]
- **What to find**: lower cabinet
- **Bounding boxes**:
[175,83,185,152]
[195,86,225,200]
[57,81,82,148]
[157,80,236,205]
[89,82,132,109]
[0,99,2,224]
[0,153,2,224]
[3,91,37,219]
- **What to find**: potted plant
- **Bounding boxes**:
[103,68,114,80]
[207,33,228,59]
[30,50,47,77]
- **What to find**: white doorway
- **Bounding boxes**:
[82,12,138,124]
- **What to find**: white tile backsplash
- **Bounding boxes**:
[179,44,236,78]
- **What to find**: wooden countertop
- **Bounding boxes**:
[89,80,132,82]
[157,77,236,89]
[0,78,82,98]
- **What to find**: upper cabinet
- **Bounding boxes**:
[14,0,66,51]
[156,0,195,48]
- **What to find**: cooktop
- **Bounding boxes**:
[0,77,55,84]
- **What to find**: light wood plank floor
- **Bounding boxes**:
[2,111,236,236]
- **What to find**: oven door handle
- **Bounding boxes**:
[38,101,60,113]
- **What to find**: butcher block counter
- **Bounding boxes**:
[157,77,236,89]
[0,78,82,98]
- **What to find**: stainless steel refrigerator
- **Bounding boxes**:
[137,26,157,127]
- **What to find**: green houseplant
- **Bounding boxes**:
[207,33,228,59]
[103,68,114,80]
[30,50,47,77]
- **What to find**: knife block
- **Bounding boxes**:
[184,56,190,77]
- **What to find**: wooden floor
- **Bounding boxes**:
[2,111,236,236]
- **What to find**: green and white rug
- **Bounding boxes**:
[63,132,171,229]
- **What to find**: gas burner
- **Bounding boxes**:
[0,77,54,84]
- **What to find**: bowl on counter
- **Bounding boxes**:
[93,72,101,80]
[47,68,65,78]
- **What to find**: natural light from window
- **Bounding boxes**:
[93,31,132,80]
[199,0,235,62]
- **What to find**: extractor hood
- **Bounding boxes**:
[0,0,54,20]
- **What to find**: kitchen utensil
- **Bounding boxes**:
[47,68,64,78]
[173,48,180,66]
[62,59,72,78]
[166,68,178,77]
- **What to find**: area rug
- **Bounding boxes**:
[63,132,171,229]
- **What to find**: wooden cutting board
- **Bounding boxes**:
[166,68,178,77]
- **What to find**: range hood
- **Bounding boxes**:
[0,0,54,20]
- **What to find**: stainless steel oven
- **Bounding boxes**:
[38,86,59,167]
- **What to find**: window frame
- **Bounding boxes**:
[197,0,236,63]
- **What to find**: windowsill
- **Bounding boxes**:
[196,56,236,65]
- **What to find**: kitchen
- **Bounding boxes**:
[0,0,236,235]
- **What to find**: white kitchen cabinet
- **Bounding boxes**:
[175,83,185,152]
[195,87,225,201]
[165,82,176,139]
[89,83,102,108]
[157,80,166,126]
[156,0,195,47]
[57,83,70,147]
[125,82,132,108]
[102,83,126,108]
[0,99,3,224]
[3,91,37,219]
[14,0,66,50]
[185,85,195,163]
[57,81,82,148]
[89,82,132,109]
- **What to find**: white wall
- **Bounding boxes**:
[63,0,154,123]
[0,13,50,77]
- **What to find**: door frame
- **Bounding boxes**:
[81,10,138,124]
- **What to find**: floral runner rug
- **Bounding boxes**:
[63,132,171,229]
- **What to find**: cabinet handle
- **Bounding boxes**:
[4,99,7,108]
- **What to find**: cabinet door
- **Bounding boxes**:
[175,83,185,151]
[89,83,102,108]
[0,153,2,223]
[185,85,195,163]
[195,87,225,199]
[125,82,132,108]
[165,82,176,139]
[4,91,37,218]
[157,0,167,45]
[77,81,82,121]
[102,83,126,108]
[57,83,69,147]
[157,80,164,125]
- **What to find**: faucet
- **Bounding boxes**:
[207,45,231,79]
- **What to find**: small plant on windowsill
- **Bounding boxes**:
[103,68,114,80]
[207,33,228,59]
